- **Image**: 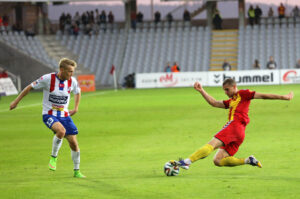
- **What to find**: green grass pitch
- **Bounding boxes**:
[0,85,299,199]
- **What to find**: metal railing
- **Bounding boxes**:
[0,66,21,92]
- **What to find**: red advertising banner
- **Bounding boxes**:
[77,75,95,92]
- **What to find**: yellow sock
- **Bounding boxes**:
[219,156,245,167]
[189,144,214,162]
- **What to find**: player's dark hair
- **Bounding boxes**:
[223,78,236,86]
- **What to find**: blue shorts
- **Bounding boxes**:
[42,115,78,135]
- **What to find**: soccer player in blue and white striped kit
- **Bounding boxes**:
[10,58,85,178]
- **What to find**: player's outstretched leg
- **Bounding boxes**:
[170,143,216,170]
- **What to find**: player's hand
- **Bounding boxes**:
[9,100,18,110]
[285,91,294,100]
[69,109,78,116]
[194,82,203,92]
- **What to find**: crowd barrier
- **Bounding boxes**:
[136,69,300,88]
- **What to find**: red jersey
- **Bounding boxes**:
[223,89,255,125]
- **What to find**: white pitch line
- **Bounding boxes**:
[0,90,114,113]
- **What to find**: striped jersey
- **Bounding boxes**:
[31,73,81,117]
[223,89,256,125]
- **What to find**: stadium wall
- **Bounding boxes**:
[0,40,53,89]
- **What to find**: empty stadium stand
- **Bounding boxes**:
[1,17,300,87]
[56,21,211,86]
[0,31,57,69]
[238,18,300,70]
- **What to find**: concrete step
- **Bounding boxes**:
[211,58,237,62]
[211,44,238,48]
[38,35,91,76]
[209,67,237,71]
[210,62,237,67]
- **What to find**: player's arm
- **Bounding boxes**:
[194,82,225,108]
[9,84,33,110]
[254,91,293,100]
[69,92,81,116]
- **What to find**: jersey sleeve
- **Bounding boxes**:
[239,89,256,100]
[223,99,231,109]
[72,77,81,94]
[31,74,49,90]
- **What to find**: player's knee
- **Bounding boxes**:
[213,158,222,167]
[56,128,66,138]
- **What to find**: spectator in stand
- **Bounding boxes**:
[89,11,95,24]
[268,7,274,17]
[95,9,100,25]
[137,11,143,23]
[278,3,285,19]
[74,12,81,26]
[266,56,277,69]
[0,16,3,27]
[165,62,171,73]
[85,23,92,35]
[253,59,261,69]
[12,22,22,32]
[292,6,299,18]
[171,62,180,73]
[25,26,35,37]
[166,12,173,26]
[183,9,191,21]
[154,11,161,24]
[72,23,79,36]
[295,59,300,68]
[213,9,222,30]
[108,11,114,24]
[100,10,107,24]
[81,12,88,26]
[222,59,231,71]
[131,11,137,29]
[248,5,255,26]
[2,14,9,27]
[59,13,66,31]
[0,69,8,78]
[254,5,262,25]
[66,13,72,26]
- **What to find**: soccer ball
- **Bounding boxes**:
[164,162,179,176]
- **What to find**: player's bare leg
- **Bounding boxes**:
[214,149,262,168]
[49,122,65,171]
[65,135,86,178]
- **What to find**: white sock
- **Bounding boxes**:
[245,157,250,164]
[71,150,80,170]
[51,135,63,157]
[184,158,192,165]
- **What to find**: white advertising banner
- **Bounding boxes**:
[280,69,300,84]
[136,72,208,88]
[0,77,18,96]
[136,69,299,89]
[208,70,280,86]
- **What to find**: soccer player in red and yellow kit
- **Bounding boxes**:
[171,78,293,169]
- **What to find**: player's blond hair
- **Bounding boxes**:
[223,78,236,86]
[59,58,77,69]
